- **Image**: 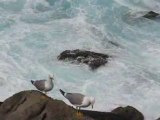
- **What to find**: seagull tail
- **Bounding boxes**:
[59,89,65,96]
[31,80,34,84]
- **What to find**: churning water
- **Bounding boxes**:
[0,0,160,119]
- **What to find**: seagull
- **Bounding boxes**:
[31,75,54,94]
[59,89,95,111]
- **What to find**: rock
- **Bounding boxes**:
[81,110,126,120]
[111,106,144,120]
[0,90,78,120]
[143,11,159,19]
[0,90,143,120]
[108,41,120,47]
[0,102,2,106]
[57,49,110,70]
[0,90,144,120]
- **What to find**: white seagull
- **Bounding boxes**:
[31,75,54,94]
[59,89,95,110]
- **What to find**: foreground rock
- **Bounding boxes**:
[0,90,144,120]
[112,106,144,120]
[58,49,110,70]
[143,11,160,19]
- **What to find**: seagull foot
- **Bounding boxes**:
[76,112,83,119]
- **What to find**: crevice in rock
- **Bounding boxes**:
[3,96,27,114]
[41,113,47,120]
[27,101,47,119]
[11,97,27,112]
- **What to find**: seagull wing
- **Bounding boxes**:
[33,80,46,91]
[66,93,85,105]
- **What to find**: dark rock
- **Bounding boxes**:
[157,118,160,120]
[0,102,2,106]
[111,106,144,120]
[143,11,159,19]
[58,49,110,70]
[108,41,120,47]
[81,110,126,120]
[0,90,144,120]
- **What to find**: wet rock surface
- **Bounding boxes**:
[143,11,159,19]
[58,49,110,70]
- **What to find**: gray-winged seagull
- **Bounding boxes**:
[59,89,95,111]
[31,75,54,94]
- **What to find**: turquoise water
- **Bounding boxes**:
[0,0,160,119]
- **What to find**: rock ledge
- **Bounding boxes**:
[0,90,144,120]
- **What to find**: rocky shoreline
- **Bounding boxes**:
[0,90,145,120]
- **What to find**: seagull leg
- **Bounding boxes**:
[76,107,81,116]
[76,106,79,116]
[76,107,83,118]
[78,112,83,117]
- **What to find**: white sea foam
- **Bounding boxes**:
[114,0,160,12]
[0,0,160,119]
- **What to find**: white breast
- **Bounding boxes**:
[44,80,53,91]
[80,96,90,107]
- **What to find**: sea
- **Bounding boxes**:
[0,0,160,119]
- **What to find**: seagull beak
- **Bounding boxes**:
[49,74,54,80]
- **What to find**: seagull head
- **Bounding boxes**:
[49,74,54,81]
[89,97,95,109]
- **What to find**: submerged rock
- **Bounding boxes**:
[108,41,120,47]
[0,90,144,120]
[143,11,159,19]
[58,49,110,70]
